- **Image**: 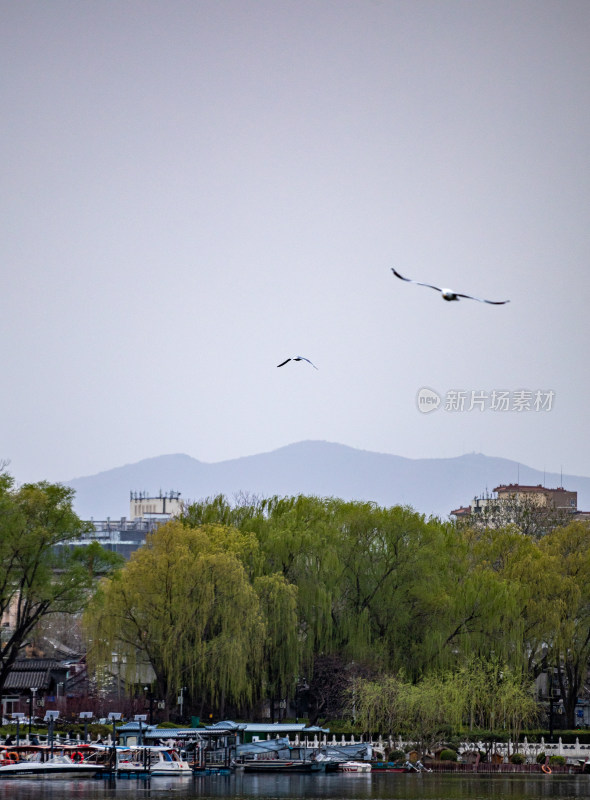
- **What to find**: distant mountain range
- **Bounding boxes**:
[64,441,590,522]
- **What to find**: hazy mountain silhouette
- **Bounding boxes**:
[64,440,590,521]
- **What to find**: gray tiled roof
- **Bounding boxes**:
[3,670,50,690]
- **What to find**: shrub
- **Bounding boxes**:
[439,749,458,761]
[388,749,406,762]
[509,753,525,764]
[549,755,566,766]
[536,752,546,764]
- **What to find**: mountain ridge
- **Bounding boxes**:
[64,440,590,521]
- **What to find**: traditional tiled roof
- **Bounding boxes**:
[3,669,51,690]
[12,658,60,671]
[2,658,66,692]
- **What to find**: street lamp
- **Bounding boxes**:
[134,714,147,746]
[107,712,121,774]
[178,687,187,721]
[143,686,154,725]
[29,688,38,737]
[79,711,93,743]
[13,712,25,746]
[44,710,59,757]
[107,712,121,745]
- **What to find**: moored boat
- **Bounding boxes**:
[0,746,104,779]
[371,760,412,772]
[338,760,372,773]
[115,745,192,777]
[242,758,324,773]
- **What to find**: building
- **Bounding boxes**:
[494,483,577,511]
[129,490,182,520]
[1,658,69,719]
[55,491,184,559]
[451,483,579,527]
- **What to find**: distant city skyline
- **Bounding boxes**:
[2,1,589,486]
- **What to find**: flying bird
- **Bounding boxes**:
[277,356,318,370]
[391,268,510,304]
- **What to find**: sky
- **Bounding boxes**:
[2,0,589,486]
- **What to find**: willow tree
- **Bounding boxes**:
[355,660,538,752]
[469,526,561,677]
[430,526,535,674]
[539,521,590,728]
[84,521,265,715]
[331,501,460,675]
[354,672,459,754]
[254,573,299,721]
[255,496,343,670]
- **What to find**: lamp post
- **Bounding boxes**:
[134,714,147,746]
[107,712,121,745]
[44,710,59,757]
[79,711,93,743]
[143,686,154,725]
[13,712,25,746]
[178,687,187,722]
[107,712,121,775]
[29,688,38,737]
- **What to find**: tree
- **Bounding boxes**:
[355,660,538,754]
[539,521,590,728]
[253,573,299,721]
[0,472,95,691]
[84,521,266,716]
[71,541,125,581]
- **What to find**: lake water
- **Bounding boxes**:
[0,773,588,800]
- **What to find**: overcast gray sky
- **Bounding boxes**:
[2,0,589,486]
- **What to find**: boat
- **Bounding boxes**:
[0,746,105,779]
[338,760,372,773]
[242,758,324,773]
[371,760,412,772]
[114,745,192,777]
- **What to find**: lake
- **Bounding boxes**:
[0,773,588,800]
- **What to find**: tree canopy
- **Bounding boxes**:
[82,491,590,730]
[0,471,105,690]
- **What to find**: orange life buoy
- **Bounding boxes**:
[5,752,19,762]
[542,763,552,774]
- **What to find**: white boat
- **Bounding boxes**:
[115,746,192,777]
[338,760,372,773]
[0,746,104,779]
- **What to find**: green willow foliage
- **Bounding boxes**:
[84,521,265,712]
[355,658,539,749]
[85,495,590,726]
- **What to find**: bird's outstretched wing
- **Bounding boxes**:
[454,293,510,305]
[391,267,441,293]
[276,358,292,368]
[294,356,318,370]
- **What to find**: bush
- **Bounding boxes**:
[549,755,566,766]
[536,752,546,764]
[388,749,406,762]
[439,749,458,762]
[509,753,525,764]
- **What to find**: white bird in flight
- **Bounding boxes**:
[277,356,318,370]
[391,268,510,304]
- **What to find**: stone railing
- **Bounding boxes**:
[5,730,590,762]
[287,733,590,762]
